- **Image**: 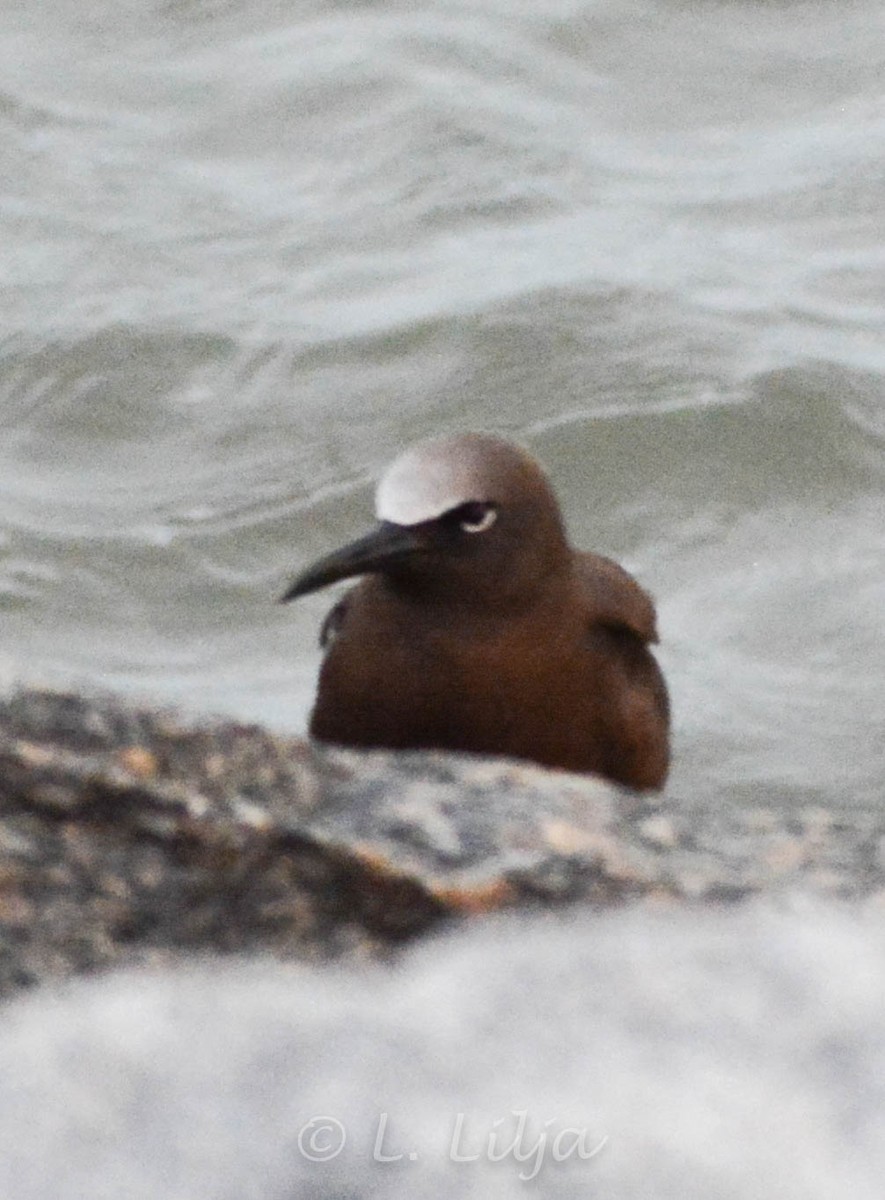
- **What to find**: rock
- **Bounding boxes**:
[0,687,884,994]
[0,903,882,1200]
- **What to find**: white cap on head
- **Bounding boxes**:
[375,433,538,526]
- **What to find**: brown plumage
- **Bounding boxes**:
[281,433,669,790]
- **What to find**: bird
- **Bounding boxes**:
[280,433,669,790]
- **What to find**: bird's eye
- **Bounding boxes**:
[457,502,497,534]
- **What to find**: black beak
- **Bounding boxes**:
[279,521,426,603]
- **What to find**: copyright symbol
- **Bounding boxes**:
[298,1116,346,1162]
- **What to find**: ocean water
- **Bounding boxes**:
[1,0,883,814]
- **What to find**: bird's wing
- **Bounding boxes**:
[319,594,351,649]
[575,552,659,643]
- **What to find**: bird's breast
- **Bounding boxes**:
[311,582,607,759]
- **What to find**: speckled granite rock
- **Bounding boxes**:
[0,687,883,995]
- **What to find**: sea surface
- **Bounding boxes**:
[1,0,883,814]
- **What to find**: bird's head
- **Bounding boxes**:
[280,433,570,612]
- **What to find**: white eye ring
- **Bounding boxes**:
[460,505,497,534]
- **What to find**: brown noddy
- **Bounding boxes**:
[281,433,669,790]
